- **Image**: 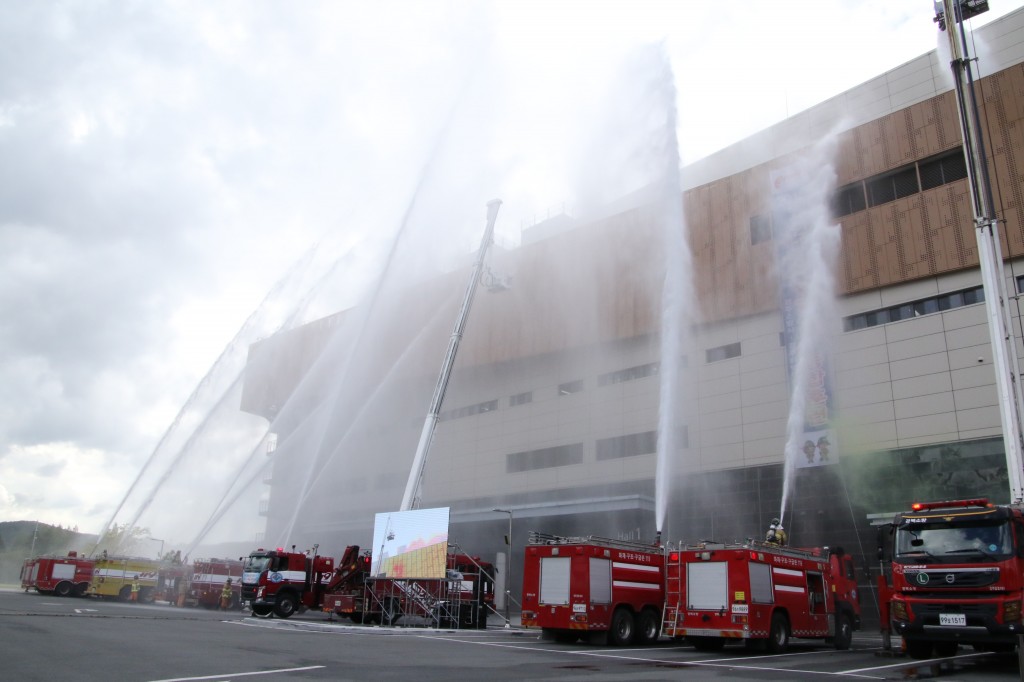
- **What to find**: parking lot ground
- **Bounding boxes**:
[4,590,1020,681]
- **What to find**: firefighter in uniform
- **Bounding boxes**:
[220,578,233,611]
[765,518,788,546]
[130,576,141,603]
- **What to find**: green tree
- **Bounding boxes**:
[93,524,151,556]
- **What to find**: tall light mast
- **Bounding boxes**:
[400,199,503,511]
[936,0,1024,502]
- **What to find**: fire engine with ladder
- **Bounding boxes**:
[662,540,861,652]
[241,543,494,627]
[870,1,1024,660]
[241,201,505,627]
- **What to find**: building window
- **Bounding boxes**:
[919,150,968,191]
[597,362,659,387]
[830,147,966,216]
[750,214,772,244]
[891,166,919,200]
[843,285,984,331]
[867,166,918,207]
[509,391,533,407]
[831,183,867,218]
[596,431,658,461]
[558,380,584,395]
[506,443,584,473]
[706,342,741,363]
[440,399,499,421]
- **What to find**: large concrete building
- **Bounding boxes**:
[241,9,1024,622]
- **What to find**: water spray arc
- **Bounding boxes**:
[262,299,456,544]
[276,95,473,543]
[90,246,320,553]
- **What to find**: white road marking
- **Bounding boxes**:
[840,650,992,674]
[147,665,324,681]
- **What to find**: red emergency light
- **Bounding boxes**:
[911,498,991,511]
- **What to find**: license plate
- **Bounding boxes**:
[939,613,966,626]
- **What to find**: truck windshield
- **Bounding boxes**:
[243,556,271,573]
[895,520,1013,563]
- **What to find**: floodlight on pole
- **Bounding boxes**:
[493,508,513,628]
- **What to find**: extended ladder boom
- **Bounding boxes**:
[400,199,503,510]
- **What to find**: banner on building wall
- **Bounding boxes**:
[770,164,839,469]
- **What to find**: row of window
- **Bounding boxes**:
[843,285,985,331]
[506,430,662,473]
[748,148,968,245]
[445,349,748,423]
[598,362,659,386]
[832,148,967,219]
[439,399,498,421]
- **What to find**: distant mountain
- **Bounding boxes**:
[0,521,96,556]
[0,522,98,584]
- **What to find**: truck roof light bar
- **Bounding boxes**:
[910,498,991,511]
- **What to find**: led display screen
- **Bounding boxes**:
[370,507,450,579]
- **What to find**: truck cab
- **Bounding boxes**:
[241,547,334,618]
[883,498,1024,659]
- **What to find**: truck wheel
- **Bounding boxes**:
[251,604,273,617]
[832,613,853,650]
[767,613,790,654]
[274,593,297,619]
[55,581,72,597]
[73,583,89,598]
[609,608,635,646]
[637,609,661,645]
[905,639,933,660]
[118,586,132,602]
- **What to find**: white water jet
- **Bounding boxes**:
[652,66,694,536]
[774,142,843,526]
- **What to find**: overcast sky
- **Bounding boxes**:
[2,0,1022,541]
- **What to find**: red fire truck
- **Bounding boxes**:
[520,534,666,645]
[185,558,243,609]
[879,498,1024,659]
[241,543,494,628]
[155,562,189,605]
[321,545,495,628]
[661,541,861,652]
[20,552,94,597]
[240,545,335,618]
